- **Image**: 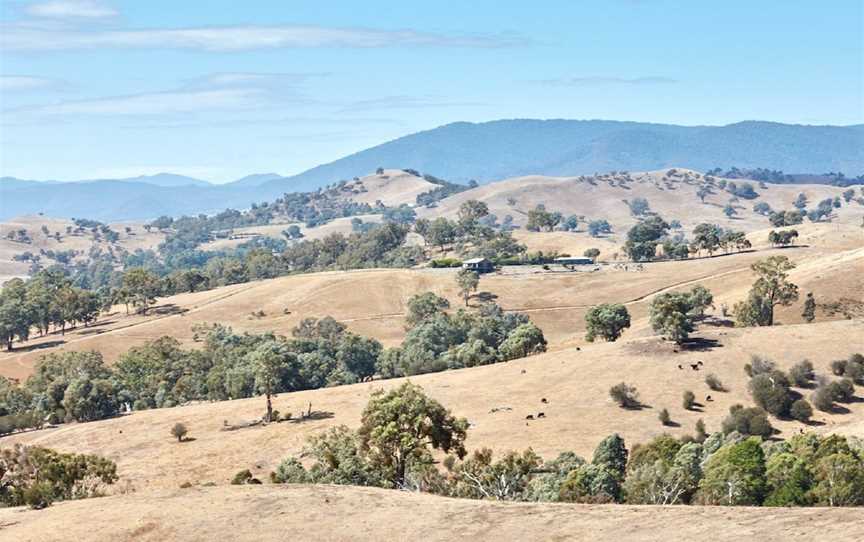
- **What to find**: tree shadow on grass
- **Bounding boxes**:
[9,340,65,353]
[289,410,335,424]
[680,337,722,352]
[152,304,184,316]
[471,291,499,305]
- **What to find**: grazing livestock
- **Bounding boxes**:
[525,414,534,420]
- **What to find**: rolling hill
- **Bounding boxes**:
[275,120,864,190]
[2,120,862,221]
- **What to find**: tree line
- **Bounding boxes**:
[0,294,545,435]
[261,382,864,506]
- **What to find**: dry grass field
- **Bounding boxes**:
[0,215,164,284]
[2,484,863,542]
[4,318,862,492]
[1,222,861,382]
[420,170,863,233]
[0,172,862,540]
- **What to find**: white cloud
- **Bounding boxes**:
[340,95,484,113]
[12,88,265,116]
[26,0,118,19]
[182,71,328,90]
[0,75,60,91]
[537,76,677,86]
[1,24,526,52]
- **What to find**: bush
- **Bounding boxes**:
[171,422,188,442]
[744,355,775,377]
[721,404,773,438]
[231,469,261,485]
[609,383,640,409]
[788,360,815,387]
[0,444,118,509]
[845,358,864,385]
[695,419,708,443]
[429,258,463,268]
[811,386,835,412]
[658,408,671,426]
[830,379,855,403]
[683,390,696,410]
[789,399,813,422]
[748,371,792,417]
[831,359,847,376]
[705,374,725,392]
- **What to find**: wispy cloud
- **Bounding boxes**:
[340,95,484,113]
[9,88,268,116]
[3,70,320,118]
[181,71,328,90]
[536,76,678,87]
[26,0,118,19]
[0,75,62,91]
[1,24,527,52]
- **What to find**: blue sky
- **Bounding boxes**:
[1,0,862,182]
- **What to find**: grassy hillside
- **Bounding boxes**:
[5,319,863,492]
[0,216,164,284]
[2,484,862,542]
[2,220,860,381]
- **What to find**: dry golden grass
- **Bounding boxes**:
[0,188,861,539]
[2,484,863,542]
[0,215,163,283]
[1,221,860,382]
[5,319,863,493]
[420,171,864,234]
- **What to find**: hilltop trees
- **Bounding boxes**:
[121,268,160,315]
[584,304,631,342]
[734,256,799,327]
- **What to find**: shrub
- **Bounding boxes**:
[830,379,855,403]
[0,445,118,509]
[788,360,815,387]
[811,386,835,412]
[721,404,773,438]
[658,408,671,426]
[845,358,864,385]
[744,355,775,377]
[748,371,792,417]
[171,422,188,442]
[831,359,847,376]
[682,390,696,410]
[231,469,262,485]
[695,419,708,443]
[789,399,813,423]
[429,258,463,268]
[705,374,726,392]
[609,383,640,409]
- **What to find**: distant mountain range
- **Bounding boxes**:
[2,120,862,221]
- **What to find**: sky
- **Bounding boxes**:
[0,0,862,183]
